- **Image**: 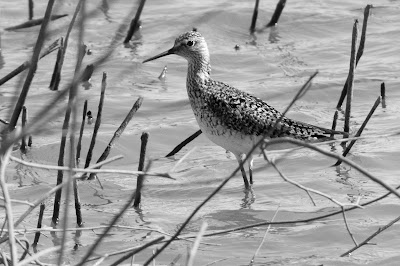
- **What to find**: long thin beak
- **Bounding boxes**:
[142,47,175,63]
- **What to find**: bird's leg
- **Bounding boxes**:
[235,154,250,189]
[248,155,254,185]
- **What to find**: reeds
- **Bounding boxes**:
[0,1,396,265]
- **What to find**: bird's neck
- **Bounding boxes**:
[187,56,211,85]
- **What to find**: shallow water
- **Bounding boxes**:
[1,0,400,265]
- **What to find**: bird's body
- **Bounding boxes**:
[143,31,341,188]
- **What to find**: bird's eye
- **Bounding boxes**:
[186,40,194,47]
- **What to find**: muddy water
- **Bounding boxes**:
[1,0,400,265]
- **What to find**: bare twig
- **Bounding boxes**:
[335,96,381,165]
[341,206,358,246]
[340,214,400,257]
[88,97,143,179]
[5,14,68,31]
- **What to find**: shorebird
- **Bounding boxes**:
[143,31,342,189]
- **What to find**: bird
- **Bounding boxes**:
[143,31,342,189]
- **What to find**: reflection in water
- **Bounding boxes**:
[99,0,111,23]
[268,27,281,44]
[241,187,256,209]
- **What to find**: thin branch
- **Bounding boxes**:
[341,206,358,246]
[340,214,400,257]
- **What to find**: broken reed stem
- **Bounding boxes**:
[49,37,64,91]
[108,237,164,266]
[50,0,84,91]
[165,129,202,157]
[20,106,28,152]
[336,5,371,109]
[344,19,358,136]
[330,110,339,139]
[250,0,260,32]
[76,100,88,167]
[76,163,152,266]
[380,82,386,108]
[0,38,60,87]
[84,72,107,173]
[340,213,400,257]
[123,0,146,43]
[88,97,143,179]
[73,178,83,226]
[335,96,381,166]
[28,0,34,20]
[133,132,149,208]
[32,203,45,247]
[0,148,18,264]
[8,0,56,131]
[266,0,287,27]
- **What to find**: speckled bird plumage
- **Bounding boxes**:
[143,31,340,187]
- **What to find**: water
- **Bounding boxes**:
[1,0,400,265]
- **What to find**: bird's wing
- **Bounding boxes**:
[205,80,340,140]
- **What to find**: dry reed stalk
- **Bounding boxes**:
[83,72,107,175]
[0,38,59,87]
[0,156,123,247]
[50,0,84,91]
[49,37,64,91]
[165,129,202,157]
[344,19,358,136]
[9,155,172,178]
[330,110,339,138]
[58,4,86,262]
[4,14,68,31]
[340,214,400,257]
[76,163,152,266]
[88,97,143,179]
[266,0,287,27]
[380,82,386,108]
[0,148,17,264]
[336,5,371,109]
[108,237,164,266]
[250,0,260,32]
[32,203,45,247]
[76,100,88,166]
[28,0,34,20]
[133,132,149,207]
[341,206,358,246]
[20,106,28,152]
[249,204,280,265]
[7,0,56,131]
[187,222,208,266]
[124,0,146,43]
[335,96,381,165]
